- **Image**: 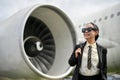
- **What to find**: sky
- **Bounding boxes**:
[0,0,120,24]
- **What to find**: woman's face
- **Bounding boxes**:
[82,23,98,41]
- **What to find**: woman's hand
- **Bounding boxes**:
[75,48,81,58]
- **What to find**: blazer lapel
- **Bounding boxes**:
[96,43,102,68]
[78,42,86,67]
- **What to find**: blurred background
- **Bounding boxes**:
[0,0,120,26]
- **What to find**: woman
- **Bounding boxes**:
[68,22,107,80]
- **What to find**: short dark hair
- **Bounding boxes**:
[88,22,99,41]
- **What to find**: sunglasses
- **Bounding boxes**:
[82,27,96,33]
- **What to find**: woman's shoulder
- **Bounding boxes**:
[97,43,107,53]
[97,43,107,49]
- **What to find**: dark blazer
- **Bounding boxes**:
[68,42,107,80]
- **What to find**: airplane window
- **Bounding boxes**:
[117,12,120,16]
[79,25,81,28]
[93,20,96,23]
[99,18,102,22]
[104,16,108,20]
[83,23,85,26]
[110,14,114,18]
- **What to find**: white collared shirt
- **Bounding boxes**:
[79,42,100,76]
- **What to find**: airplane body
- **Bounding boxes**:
[0,0,120,80]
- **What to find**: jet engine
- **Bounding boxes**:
[0,4,76,79]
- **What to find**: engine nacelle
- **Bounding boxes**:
[0,4,76,79]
